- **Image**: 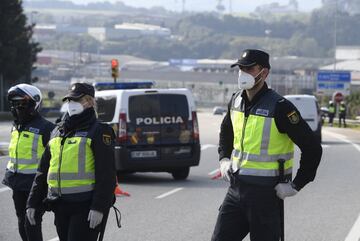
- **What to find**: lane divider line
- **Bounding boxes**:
[201,144,217,151]
[47,237,59,241]
[323,131,360,152]
[0,187,10,193]
[0,155,9,161]
[155,188,184,199]
[345,215,360,241]
[208,168,220,176]
[323,130,360,241]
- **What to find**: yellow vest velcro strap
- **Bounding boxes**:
[232,150,294,163]
[10,157,38,165]
[239,166,292,177]
[7,167,37,174]
[17,168,38,174]
[49,185,94,194]
[48,172,95,180]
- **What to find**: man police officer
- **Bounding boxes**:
[2,84,55,241]
[211,49,322,241]
[26,83,117,241]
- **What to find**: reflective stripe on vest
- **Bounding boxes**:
[47,135,95,195]
[7,130,44,174]
[230,110,294,178]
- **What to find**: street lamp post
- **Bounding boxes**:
[265,29,273,90]
[29,11,38,83]
[333,0,338,71]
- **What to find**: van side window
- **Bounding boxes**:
[96,95,117,122]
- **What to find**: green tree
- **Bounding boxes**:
[346,91,360,119]
[0,0,41,111]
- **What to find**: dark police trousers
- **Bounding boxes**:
[53,200,101,241]
[211,174,281,241]
[12,190,43,241]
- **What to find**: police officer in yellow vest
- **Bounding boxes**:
[211,49,322,241]
[26,83,116,241]
[338,101,347,128]
[328,101,335,126]
[2,84,55,241]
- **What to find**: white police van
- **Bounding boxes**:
[284,95,322,142]
[95,82,201,180]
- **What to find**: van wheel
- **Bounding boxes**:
[171,167,190,180]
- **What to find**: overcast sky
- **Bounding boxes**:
[69,0,322,12]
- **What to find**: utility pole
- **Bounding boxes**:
[229,0,232,14]
[333,0,338,71]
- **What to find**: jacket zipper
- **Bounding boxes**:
[239,116,248,165]
[57,138,66,197]
[14,131,21,173]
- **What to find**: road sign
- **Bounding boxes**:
[317,71,351,96]
[333,91,344,103]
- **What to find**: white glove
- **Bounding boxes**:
[26,208,36,226]
[275,182,298,200]
[88,210,103,229]
[219,158,232,182]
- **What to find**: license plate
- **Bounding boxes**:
[131,150,157,158]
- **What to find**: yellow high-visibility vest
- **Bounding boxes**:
[230,90,294,184]
[7,129,45,174]
[47,129,96,195]
[328,106,335,114]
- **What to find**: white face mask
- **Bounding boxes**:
[67,101,84,117]
[237,69,264,90]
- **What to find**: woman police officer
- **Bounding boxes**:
[26,83,116,241]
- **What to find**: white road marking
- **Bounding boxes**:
[323,130,360,241]
[323,131,360,152]
[155,188,184,199]
[345,215,360,241]
[321,144,330,148]
[208,168,220,176]
[201,144,217,151]
[47,238,59,241]
[0,187,11,193]
[0,155,8,161]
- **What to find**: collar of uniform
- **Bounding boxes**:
[13,113,40,131]
[241,82,269,108]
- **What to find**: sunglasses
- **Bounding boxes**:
[10,99,30,108]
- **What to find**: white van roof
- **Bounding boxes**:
[95,88,196,123]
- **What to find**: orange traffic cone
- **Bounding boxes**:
[211,171,222,180]
[114,178,130,197]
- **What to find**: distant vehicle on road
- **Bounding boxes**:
[285,95,322,143]
[213,106,227,115]
[320,106,329,124]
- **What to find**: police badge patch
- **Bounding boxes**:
[102,134,112,145]
[287,111,300,124]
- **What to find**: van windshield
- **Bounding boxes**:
[96,95,117,122]
[129,94,189,121]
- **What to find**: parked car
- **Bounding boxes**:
[285,95,322,143]
[213,106,227,115]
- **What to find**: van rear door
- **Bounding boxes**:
[287,97,318,131]
[128,93,192,146]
